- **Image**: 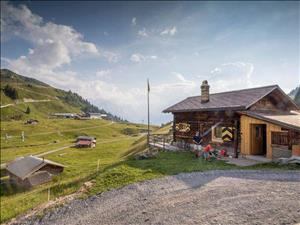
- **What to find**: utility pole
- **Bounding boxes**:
[21,131,25,142]
[147,79,150,147]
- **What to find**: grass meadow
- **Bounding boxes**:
[1,118,299,223]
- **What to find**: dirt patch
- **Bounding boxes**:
[9,170,300,225]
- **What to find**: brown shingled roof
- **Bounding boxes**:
[163,85,297,113]
[6,156,64,180]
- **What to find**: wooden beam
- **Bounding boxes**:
[173,114,176,142]
[234,120,239,158]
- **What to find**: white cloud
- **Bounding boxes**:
[1,57,11,64]
[149,55,157,59]
[138,28,148,37]
[160,26,177,36]
[131,17,137,26]
[130,53,158,63]
[173,72,186,82]
[172,72,195,86]
[1,1,101,74]
[96,69,111,78]
[130,53,145,63]
[102,51,120,63]
[208,62,255,91]
[210,67,221,74]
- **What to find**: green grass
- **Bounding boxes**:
[1,118,299,223]
[0,118,157,222]
[153,122,172,135]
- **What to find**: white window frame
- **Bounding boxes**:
[212,126,223,143]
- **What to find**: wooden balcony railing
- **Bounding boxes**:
[271,131,289,146]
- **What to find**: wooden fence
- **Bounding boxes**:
[149,134,173,150]
[271,131,289,146]
[271,131,300,147]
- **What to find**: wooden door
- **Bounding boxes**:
[251,124,265,155]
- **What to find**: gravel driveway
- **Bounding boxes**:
[14,170,300,225]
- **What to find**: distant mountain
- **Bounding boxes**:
[0,69,126,121]
[288,86,300,106]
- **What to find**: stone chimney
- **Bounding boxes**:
[201,80,210,103]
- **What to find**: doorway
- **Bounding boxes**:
[251,124,267,156]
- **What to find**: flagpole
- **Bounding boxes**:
[147,79,150,148]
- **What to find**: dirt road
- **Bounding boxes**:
[12,170,300,225]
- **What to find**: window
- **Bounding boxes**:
[256,126,260,138]
[212,126,223,143]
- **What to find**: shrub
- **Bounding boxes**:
[26,106,31,114]
[3,85,18,100]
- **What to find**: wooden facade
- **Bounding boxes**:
[165,83,300,160]
[240,115,282,159]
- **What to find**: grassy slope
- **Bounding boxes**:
[1,118,299,222]
[0,79,81,121]
[153,122,172,135]
[1,118,153,222]
[0,69,121,121]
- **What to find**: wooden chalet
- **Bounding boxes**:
[163,81,300,160]
[76,136,96,148]
[6,156,64,187]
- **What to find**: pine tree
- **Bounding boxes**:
[26,106,31,114]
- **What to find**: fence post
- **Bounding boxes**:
[97,159,100,172]
[21,131,25,142]
[48,187,50,201]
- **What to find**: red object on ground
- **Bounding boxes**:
[77,140,92,146]
[219,149,227,157]
[204,144,212,152]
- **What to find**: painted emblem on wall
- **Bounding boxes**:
[222,127,234,142]
[176,123,191,133]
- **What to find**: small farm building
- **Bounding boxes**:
[76,136,96,148]
[52,113,77,118]
[163,81,300,160]
[87,113,107,119]
[6,156,64,187]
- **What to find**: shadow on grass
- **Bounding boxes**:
[0,179,28,197]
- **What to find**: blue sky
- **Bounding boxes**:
[1,1,299,124]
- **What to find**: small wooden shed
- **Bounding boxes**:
[76,136,96,148]
[6,156,64,187]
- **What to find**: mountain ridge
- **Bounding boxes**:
[288,86,300,106]
[0,69,125,122]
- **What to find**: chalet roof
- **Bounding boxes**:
[239,110,300,132]
[163,85,299,113]
[6,156,64,180]
[76,136,95,141]
[77,140,92,145]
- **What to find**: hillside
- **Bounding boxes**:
[288,86,300,106]
[0,69,124,121]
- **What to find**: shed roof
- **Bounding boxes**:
[239,110,300,132]
[163,85,298,113]
[76,136,95,141]
[6,156,64,180]
[77,140,92,145]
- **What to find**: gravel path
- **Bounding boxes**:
[13,170,300,225]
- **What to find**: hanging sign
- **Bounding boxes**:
[222,127,234,142]
[176,123,191,133]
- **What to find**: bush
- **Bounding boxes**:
[26,106,31,114]
[121,128,139,136]
[3,85,18,100]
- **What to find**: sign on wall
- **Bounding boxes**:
[175,123,191,133]
[222,127,234,142]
